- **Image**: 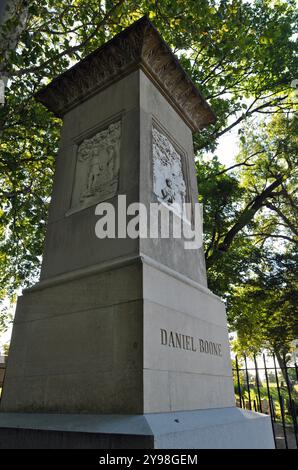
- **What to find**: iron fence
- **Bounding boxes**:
[233,353,298,449]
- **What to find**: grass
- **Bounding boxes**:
[234,382,298,425]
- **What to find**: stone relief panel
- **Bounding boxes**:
[152,126,186,217]
[70,120,121,212]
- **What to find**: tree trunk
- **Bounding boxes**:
[0,0,29,76]
[274,349,294,391]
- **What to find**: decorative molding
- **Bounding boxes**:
[70,120,121,212]
[25,252,216,300]
[152,126,186,217]
[35,17,215,132]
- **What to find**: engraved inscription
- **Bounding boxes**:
[152,127,186,217]
[71,120,121,212]
[160,328,222,357]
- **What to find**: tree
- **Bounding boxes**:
[198,110,297,288]
[228,247,298,363]
[199,110,297,358]
[0,0,297,332]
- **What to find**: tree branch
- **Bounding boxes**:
[213,97,287,141]
[206,175,284,268]
[245,233,297,245]
[202,152,264,180]
[265,201,298,236]
[6,0,127,78]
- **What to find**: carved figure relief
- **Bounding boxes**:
[152,127,186,216]
[71,120,121,212]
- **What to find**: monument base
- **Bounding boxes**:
[0,408,274,449]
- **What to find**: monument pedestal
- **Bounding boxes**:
[0,17,274,448]
[0,255,274,448]
[0,255,235,414]
[0,409,274,449]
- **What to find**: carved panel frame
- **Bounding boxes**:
[150,116,193,223]
[66,111,124,216]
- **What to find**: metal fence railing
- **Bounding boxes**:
[233,354,298,449]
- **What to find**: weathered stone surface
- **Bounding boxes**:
[1,261,143,414]
[0,409,275,449]
[39,69,207,286]
[0,257,234,414]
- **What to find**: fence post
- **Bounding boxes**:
[235,355,243,408]
[232,353,298,448]
[283,354,298,448]
[254,355,263,413]
[244,355,252,410]
[273,353,288,449]
[263,353,276,447]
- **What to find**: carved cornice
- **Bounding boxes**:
[35,16,216,131]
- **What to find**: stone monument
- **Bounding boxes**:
[0,17,274,448]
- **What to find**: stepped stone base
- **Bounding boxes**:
[0,408,274,449]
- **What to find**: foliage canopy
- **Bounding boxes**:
[0,0,297,353]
